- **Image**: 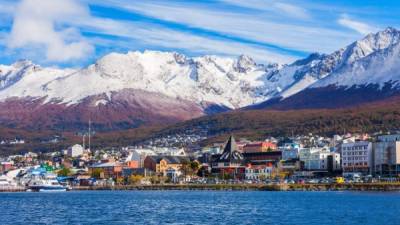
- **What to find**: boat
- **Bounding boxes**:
[28,179,67,192]
[0,175,18,190]
[25,167,67,192]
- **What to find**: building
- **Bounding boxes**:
[67,144,84,158]
[299,147,341,171]
[280,141,301,161]
[122,168,154,177]
[243,142,277,153]
[245,164,273,180]
[0,161,13,173]
[341,141,372,175]
[211,136,245,179]
[125,149,156,168]
[243,151,282,165]
[143,156,189,176]
[89,162,123,179]
[374,134,400,176]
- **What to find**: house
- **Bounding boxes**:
[373,134,400,176]
[245,164,273,180]
[243,141,277,153]
[211,135,245,179]
[341,141,373,175]
[143,156,189,176]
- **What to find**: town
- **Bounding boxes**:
[1,131,400,192]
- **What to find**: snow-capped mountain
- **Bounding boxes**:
[0,51,284,130]
[2,27,400,130]
[251,27,400,109]
[0,51,283,109]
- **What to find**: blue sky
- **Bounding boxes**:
[0,0,399,67]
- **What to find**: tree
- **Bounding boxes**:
[128,175,143,185]
[116,177,125,185]
[180,159,191,177]
[259,174,267,181]
[190,161,200,174]
[57,168,71,177]
[91,168,103,179]
[197,166,210,177]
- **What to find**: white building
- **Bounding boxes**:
[341,141,372,175]
[374,134,400,176]
[245,165,273,180]
[299,147,341,171]
[67,144,84,158]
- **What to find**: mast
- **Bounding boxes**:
[88,119,91,152]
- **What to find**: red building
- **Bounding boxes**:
[243,142,277,153]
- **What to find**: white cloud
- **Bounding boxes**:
[97,1,357,54]
[7,0,94,62]
[273,2,310,20]
[219,0,310,19]
[338,14,375,35]
[75,16,296,64]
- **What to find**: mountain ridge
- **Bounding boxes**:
[1,28,400,130]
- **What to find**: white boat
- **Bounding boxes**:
[25,168,67,192]
[0,175,18,190]
[29,179,67,192]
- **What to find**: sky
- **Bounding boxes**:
[0,0,399,67]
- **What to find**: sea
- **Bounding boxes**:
[0,191,399,225]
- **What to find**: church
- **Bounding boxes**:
[211,135,245,179]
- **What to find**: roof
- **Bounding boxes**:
[146,155,189,164]
[89,162,120,168]
[217,135,244,163]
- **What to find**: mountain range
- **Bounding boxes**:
[1,27,400,131]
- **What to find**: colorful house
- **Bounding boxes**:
[143,156,189,176]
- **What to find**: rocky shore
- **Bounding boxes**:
[71,183,400,192]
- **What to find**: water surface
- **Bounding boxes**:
[0,191,399,225]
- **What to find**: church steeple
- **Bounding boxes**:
[218,135,243,163]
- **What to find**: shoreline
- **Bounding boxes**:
[71,183,400,192]
[2,183,400,192]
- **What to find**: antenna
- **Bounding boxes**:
[88,119,91,152]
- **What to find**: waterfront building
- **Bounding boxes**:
[89,162,123,179]
[211,136,245,179]
[245,164,273,180]
[143,156,189,176]
[299,147,341,171]
[373,134,400,176]
[341,141,372,175]
[122,168,154,177]
[243,151,282,165]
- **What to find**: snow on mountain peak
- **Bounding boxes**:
[0,50,280,109]
[2,28,400,110]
